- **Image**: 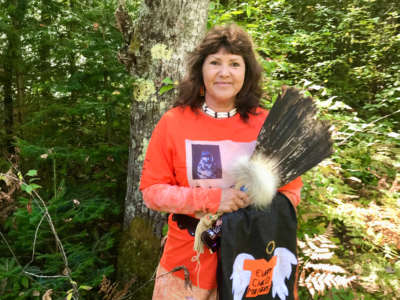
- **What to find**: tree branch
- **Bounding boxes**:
[24,213,46,269]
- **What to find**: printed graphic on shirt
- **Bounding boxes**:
[185,139,256,189]
[191,144,222,179]
[230,247,297,300]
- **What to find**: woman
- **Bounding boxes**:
[139,24,302,300]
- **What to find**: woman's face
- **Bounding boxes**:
[202,48,245,110]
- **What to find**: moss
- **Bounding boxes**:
[117,217,160,299]
[128,34,140,56]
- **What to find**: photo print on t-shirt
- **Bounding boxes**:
[191,144,222,179]
[185,139,256,189]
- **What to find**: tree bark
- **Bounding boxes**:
[3,0,27,155]
[38,0,52,107]
[116,0,210,235]
[3,59,14,155]
[15,70,24,127]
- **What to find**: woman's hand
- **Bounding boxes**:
[217,188,251,213]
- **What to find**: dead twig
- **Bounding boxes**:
[159,265,192,290]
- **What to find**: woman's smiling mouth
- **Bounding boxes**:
[215,82,232,86]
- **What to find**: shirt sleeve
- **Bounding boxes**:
[278,176,302,208]
[139,113,221,214]
[142,184,221,214]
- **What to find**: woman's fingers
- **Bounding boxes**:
[233,190,250,208]
[218,188,250,213]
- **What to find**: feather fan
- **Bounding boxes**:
[232,87,334,208]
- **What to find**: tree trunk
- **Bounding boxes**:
[15,70,24,127]
[116,0,210,234]
[38,0,52,107]
[3,0,27,155]
[3,59,14,155]
[114,0,209,291]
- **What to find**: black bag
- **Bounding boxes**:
[218,193,298,300]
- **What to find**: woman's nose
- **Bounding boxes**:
[218,64,230,77]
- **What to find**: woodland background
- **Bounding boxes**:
[0,0,399,299]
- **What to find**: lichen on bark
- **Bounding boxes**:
[151,43,173,61]
[133,78,156,102]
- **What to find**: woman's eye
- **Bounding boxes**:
[210,61,219,65]
[232,62,241,67]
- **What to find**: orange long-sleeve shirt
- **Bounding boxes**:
[139,106,302,290]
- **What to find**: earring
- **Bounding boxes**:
[200,86,205,97]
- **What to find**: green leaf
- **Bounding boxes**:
[159,85,174,95]
[21,183,41,194]
[231,10,243,15]
[20,183,28,193]
[79,285,92,291]
[161,77,174,85]
[30,183,41,190]
[246,5,251,18]
[21,277,29,288]
[26,170,38,177]
[25,185,33,194]
[66,292,73,300]
[162,224,168,236]
[220,13,233,21]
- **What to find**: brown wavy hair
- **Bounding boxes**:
[174,24,263,121]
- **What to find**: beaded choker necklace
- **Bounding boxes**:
[202,103,237,119]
